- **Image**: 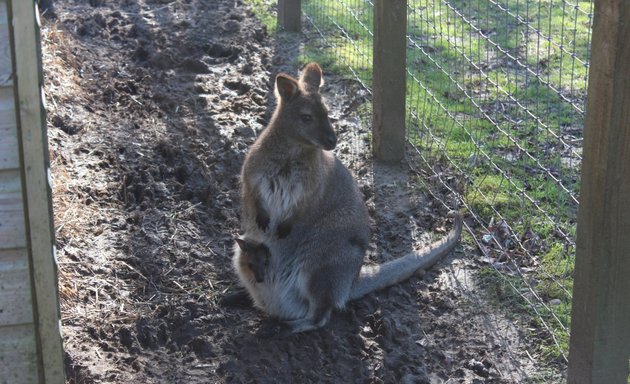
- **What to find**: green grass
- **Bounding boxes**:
[478,266,571,363]
[246,0,279,32]
[478,267,530,314]
[245,0,591,366]
[301,0,374,86]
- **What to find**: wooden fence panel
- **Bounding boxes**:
[7,0,65,382]
[0,89,18,169]
[0,324,39,384]
[0,192,26,249]
[0,0,8,83]
[0,249,34,326]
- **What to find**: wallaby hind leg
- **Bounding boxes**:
[256,265,344,338]
[285,298,333,333]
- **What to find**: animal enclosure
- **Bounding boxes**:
[20,0,628,382]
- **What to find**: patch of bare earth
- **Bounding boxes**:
[42,0,560,382]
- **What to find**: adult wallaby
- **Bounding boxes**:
[235,63,463,337]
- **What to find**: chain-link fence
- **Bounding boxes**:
[302,0,593,364]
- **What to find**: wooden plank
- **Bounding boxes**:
[277,0,301,32]
[567,0,630,383]
[0,168,21,194]
[0,191,26,250]
[0,85,14,110]
[0,91,19,170]
[10,0,65,382]
[0,248,34,326]
[372,0,407,163]
[0,24,11,87]
[0,247,27,263]
[0,0,7,24]
[1,0,11,87]
[0,323,39,384]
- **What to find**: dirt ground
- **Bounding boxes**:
[41,0,562,382]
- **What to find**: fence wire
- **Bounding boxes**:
[303,0,593,365]
[303,0,374,91]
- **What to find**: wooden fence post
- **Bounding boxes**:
[9,1,65,382]
[277,0,301,32]
[373,0,407,163]
[567,0,630,382]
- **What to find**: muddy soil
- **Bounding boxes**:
[42,0,561,382]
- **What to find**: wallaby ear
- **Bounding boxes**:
[275,74,300,101]
[299,62,324,93]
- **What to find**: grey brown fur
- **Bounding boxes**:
[234,238,271,284]
[234,63,463,337]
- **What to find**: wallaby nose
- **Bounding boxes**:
[323,132,337,150]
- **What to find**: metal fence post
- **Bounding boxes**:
[277,0,301,32]
[373,0,407,163]
[567,0,630,382]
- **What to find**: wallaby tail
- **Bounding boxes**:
[350,211,463,301]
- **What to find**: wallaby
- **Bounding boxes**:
[233,237,271,284]
[235,62,463,337]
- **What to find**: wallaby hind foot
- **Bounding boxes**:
[256,306,333,338]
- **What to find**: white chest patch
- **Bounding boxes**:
[257,172,305,227]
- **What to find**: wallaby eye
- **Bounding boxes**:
[300,114,313,123]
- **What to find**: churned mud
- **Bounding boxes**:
[42,0,560,382]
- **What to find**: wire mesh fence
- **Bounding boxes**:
[303,0,374,91]
[302,0,593,364]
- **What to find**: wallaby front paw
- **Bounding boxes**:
[256,321,292,339]
[277,220,292,238]
[219,289,253,308]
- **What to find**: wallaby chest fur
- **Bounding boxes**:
[241,133,333,242]
[234,63,463,336]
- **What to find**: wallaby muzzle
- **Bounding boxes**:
[322,130,337,150]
